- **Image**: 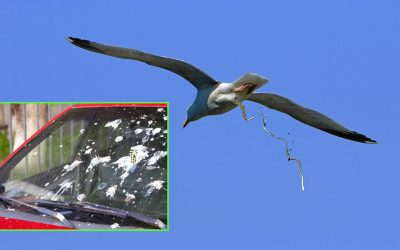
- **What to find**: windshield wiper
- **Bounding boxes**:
[0,198,11,209]
[0,195,75,229]
[35,199,166,229]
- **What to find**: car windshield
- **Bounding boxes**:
[0,106,167,224]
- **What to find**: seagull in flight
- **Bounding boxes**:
[67,37,376,144]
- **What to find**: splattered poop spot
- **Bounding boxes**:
[112,156,133,170]
[125,193,135,203]
[130,145,149,164]
[145,180,165,197]
[105,119,122,130]
[63,160,82,172]
[86,156,111,173]
[77,194,86,202]
[84,148,92,155]
[106,185,118,198]
[147,151,167,165]
[152,128,162,135]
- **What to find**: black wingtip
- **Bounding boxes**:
[66,36,84,45]
[322,129,377,144]
[65,36,103,54]
[65,36,75,43]
[364,137,378,144]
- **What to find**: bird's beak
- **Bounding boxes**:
[183,119,190,128]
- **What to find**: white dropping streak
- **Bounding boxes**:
[86,156,111,173]
[237,103,305,191]
[147,151,167,165]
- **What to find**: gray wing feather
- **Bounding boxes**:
[246,93,376,143]
[67,37,218,90]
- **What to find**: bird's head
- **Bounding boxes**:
[183,105,204,128]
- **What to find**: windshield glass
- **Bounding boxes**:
[0,106,168,224]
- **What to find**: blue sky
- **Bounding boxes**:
[1,0,399,249]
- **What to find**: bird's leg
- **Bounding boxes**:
[235,101,258,121]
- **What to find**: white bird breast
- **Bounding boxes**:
[206,83,243,114]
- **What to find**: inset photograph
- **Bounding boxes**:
[0,103,168,230]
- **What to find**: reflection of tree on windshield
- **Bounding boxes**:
[0,107,168,226]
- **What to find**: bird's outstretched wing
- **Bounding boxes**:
[66,37,218,90]
[246,93,377,143]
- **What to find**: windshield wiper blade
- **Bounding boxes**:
[35,199,166,229]
[0,198,11,209]
[0,195,75,229]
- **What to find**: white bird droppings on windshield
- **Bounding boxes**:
[152,128,162,135]
[77,194,86,202]
[51,180,75,200]
[59,180,74,189]
[86,156,111,173]
[110,223,120,229]
[147,151,167,165]
[106,185,117,198]
[120,172,130,185]
[113,156,137,185]
[105,119,122,130]
[130,145,149,164]
[141,128,154,143]
[63,160,82,172]
[145,180,165,197]
[125,193,135,203]
[113,156,132,169]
